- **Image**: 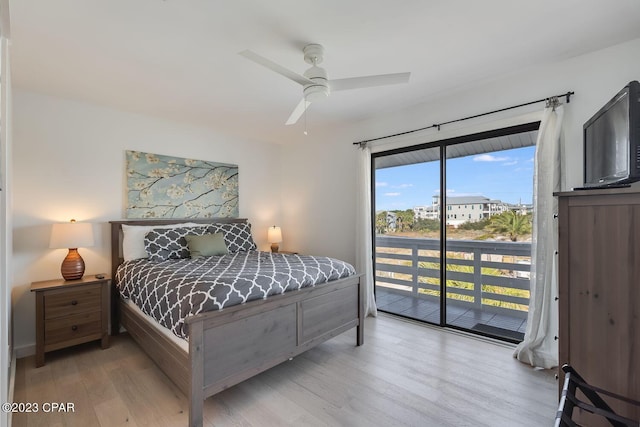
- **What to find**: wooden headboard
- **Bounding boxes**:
[108,218,249,333]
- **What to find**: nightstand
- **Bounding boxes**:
[31,275,110,367]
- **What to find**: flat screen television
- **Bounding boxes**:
[582,80,640,188]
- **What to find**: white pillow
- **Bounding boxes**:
[122,222,200,261]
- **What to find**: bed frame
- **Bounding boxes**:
[109,219,364,427]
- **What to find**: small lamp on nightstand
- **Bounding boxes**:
[49,219,94,281]
[267,225,282,253]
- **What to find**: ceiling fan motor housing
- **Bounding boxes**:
[303,65,329,102]
[303,43,324,64]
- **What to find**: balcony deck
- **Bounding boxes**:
[375,235,531,342]
[376,287,527,341]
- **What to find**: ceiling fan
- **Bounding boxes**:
[239,44,411,125]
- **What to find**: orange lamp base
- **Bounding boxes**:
[61,248,85,281]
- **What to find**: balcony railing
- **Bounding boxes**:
[375,235,531,320]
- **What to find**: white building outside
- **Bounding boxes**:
[413,195,522,227]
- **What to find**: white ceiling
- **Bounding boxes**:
[9,0,640,144]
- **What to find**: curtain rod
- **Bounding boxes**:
[353,90,574,146]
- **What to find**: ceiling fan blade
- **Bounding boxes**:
[239,50,314,86]
[330,72,411,91]
[285,98,311,125]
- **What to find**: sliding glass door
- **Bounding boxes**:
[373,146,442,324]
[373,124,537,342]
[443,140,533,341]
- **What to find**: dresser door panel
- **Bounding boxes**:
[561,195,640,424]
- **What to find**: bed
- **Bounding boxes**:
[109,218,364,427]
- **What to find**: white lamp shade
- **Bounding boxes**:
[267,226,282,244]
[49,222,94,249]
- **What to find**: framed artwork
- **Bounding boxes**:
[125,150,239,218]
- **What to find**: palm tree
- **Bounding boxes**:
[375,211,388,234]
[396,209,415,232]
[488,211,531,242]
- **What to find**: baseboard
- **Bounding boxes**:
[13,344,35,359]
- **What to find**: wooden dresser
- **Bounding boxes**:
[31,275,110,367]
[557,188,640,424]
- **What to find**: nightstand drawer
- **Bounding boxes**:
[44,286,101,319]
[44,311,102,347]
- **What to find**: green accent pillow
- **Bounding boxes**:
[185,233,228,258]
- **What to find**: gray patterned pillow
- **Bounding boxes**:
[144,226,212,262]
[208,222,257,253]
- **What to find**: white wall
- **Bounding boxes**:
[280,132,358,263]
[11,91,283,354]
[281,38,640,263]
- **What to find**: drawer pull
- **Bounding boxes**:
[71,300,78,306]
[71,325,78,331]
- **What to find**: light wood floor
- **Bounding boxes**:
[13,314,558,426]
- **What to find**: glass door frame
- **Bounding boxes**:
[371,122,540,334]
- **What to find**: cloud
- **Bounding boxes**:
[503,160,518,166]
[473,154,509,162]
[434,189,453,194]
[378,182,412,189]
[384,192,401,197]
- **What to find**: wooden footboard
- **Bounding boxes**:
[187,274,363,427]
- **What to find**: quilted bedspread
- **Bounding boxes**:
[116,250,356,338]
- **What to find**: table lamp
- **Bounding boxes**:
[267,226,282,253]
[49,219,94,280]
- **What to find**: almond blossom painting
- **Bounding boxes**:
[125,150,239,218]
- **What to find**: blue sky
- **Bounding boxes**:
[375,146,535,211]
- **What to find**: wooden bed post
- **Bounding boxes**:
[189,320,204,427]
[110,222,121,335]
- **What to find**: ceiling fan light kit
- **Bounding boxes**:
[302,66,329,102]
[240,43,411,125]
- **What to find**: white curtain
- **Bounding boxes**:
[355,144,377,317]
[514,103,564,369]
